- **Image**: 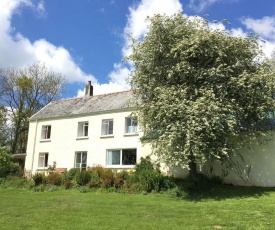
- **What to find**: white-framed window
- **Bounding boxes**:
[41,125,51,140]
[38,153,48,168]
[125,117,138,134]
[101,119,113,136]
[75,152,87,169]
[107,149,137,166]
[77,122,89,137]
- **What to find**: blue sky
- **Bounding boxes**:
[1,0,275,98]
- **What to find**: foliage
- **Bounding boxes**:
[48,172,62,186]
[0,176,32,189]
[32,172,47,186]
[0,106,9,147]
[87,171,101,188]
[67,168,79,180]
[128,157,164,192]
[127,13,275,175]
[0,146,19,177]
[0,62,66,154]
[75,170,91,186]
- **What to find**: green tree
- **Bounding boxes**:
[127,13,275,177]
[0,146,18,177]
[0,63,66,155]
[0,106,9,147]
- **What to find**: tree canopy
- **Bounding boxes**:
[127,13,275,176]
[0,62,66,154]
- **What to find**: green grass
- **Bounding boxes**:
[1,186,275,230]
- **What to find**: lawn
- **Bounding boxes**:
[0,186,275,230]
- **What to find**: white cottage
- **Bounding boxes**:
[25,81,275,187]
[25,81,146,176]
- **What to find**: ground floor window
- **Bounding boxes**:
[107,149,136,166]
[75,152,87,169]
[38,153,48,168]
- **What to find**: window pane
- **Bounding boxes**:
[102,121,107,135]
[126,118,137,133]
[84,123,88,136]
[47,126,51,139]
[122,149,136,165]
[107,150,120,165]
[108,120,113,134]
[75,153,81,164]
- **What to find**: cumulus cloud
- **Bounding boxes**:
[0,0,96,86]
[105,0,183,96]
[123,0,183,57]
[240,16,275,57]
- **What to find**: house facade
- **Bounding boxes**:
[24,82,146,176]
[25,81,275,187]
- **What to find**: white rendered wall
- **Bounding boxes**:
[203,133,275,187]
[25,110,146,175]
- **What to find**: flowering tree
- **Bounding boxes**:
[128,13,275,177]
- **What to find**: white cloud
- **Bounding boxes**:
[240,16,275,57]
[104,0,183,97]
[123,0,183,57]
[242,16,275,39]
[188,0,238,12]
[0,0,97,86]
[188,0,219,12]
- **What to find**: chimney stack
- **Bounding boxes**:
[85,81,93,96]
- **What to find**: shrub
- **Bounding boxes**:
[48,172,62,186]
[32,172,47,186]
[67,168,80,180]
[88,171,101,188]
[61,172,71,189]
[129,157,164,192]
[75,170,91,186]
[0,147,19,177]
[100,169,114,188]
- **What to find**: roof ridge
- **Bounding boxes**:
[53,89,132,103]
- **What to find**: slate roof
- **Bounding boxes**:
[30,90,134,121]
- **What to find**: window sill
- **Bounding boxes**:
[124,133,139,137]
[100,135,114,139]
[76,137,89,140]
[36,168,48,171]
[40,139,51,143]
[106,165,135,169]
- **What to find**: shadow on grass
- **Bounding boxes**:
[170,174,275,201]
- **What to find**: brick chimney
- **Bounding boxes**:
[85,80,93,96]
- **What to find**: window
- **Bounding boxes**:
[78,122,89,137]
[107,149,137,166]
[101,119,113,136]
[125,117,138,134]
[41,125,51,140]
[38,153,48,168]
[75,152,87,169]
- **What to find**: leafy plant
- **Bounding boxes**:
[75,170,91,186]
[32,172,47,186]
[48,172,62,186]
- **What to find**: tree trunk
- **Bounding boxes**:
[188,154,197,178]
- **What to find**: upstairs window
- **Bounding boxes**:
[75,152,87,169]
[78,122,89,137]
[41,125,51,140]
[125,117,138,134]
[107,149,137,166]
[38,153,48,168]
[101,119,113,136]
